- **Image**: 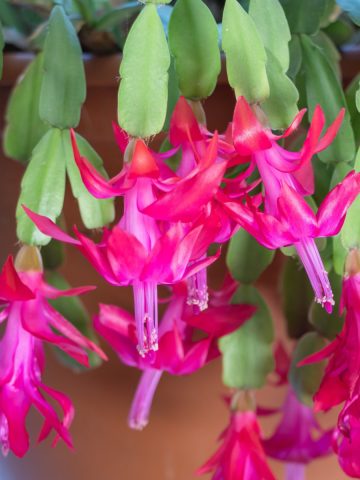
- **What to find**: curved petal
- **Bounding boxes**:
[155,324,185,373]
[169,96,203,146]
[112,121,129,153]
[22,207,80,245]
[315,108,345,154]
[292,157,315,195]
[298,339,339,367]
[0,256,34,302]
[232,96,272,156]
[41,283,96,299]
[106,225,147,281]
[299,105,325,166]
[317,171,360,236]
[30,385,73,449]
[199,131,218,169]
[185,304,255,337]
[144,161,227,223]
[222,199,295,249]
[44,303,107,361]
[267,106,327,174]
[37,383,74,447]
[1,387,31,457]
[141,223,191,282]
[21,302,90,366]
[189,214,222,259]
[73,227,119,285]
[271,108,307,140]
[183,250,221,279]
[94,304,139,367]
[175,338,213,375]
[70,129,126,199]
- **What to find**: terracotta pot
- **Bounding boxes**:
[341,44,360,86]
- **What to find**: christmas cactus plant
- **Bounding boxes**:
[1,0,360,478]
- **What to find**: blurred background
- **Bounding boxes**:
[0,52,349,479]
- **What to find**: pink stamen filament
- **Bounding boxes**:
[133,281,159,357]
[0,416,9,456]
[187,266,209,313]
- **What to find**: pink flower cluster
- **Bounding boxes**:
[1,94,359,477]
[26,96,359,352]
[301,249,360,477]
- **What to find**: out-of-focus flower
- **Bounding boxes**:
[301,249,360,478]
[0,248,105,457]
[94,283,255,429]
[333,407,360,478]
[263,388,332,480]
[301,249,360,411]
[197,406,275,480]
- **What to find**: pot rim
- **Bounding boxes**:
[0,46,358,88]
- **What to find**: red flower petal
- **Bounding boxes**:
[0,256,34,302]
[169,96,203,146]
[232,96,272,156]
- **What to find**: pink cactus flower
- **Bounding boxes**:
[71,123,227,315]
[222,96,351,313]
[24,203,218,357]
[0,252,105,457]
[300,250,360,477]
[301,250,360,412]
[223,171,360,313]
[333,407,360,478]
[197,408,275,480]
[94,282,254,429]
[231,96,344,206]
[24,132,225,355]
[263,388,332,480]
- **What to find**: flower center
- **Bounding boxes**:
[187,267,209,313]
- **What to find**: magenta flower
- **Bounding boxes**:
[0,253,105,457]
[231,96,344,208]
[301,250,360,413]
[94,283,254,429]
[222,96,350,313]
[300,250,360,477]
[24,205,218,357]
[168,96,204,175]
[71,126,226,225]
[223,171,360,312]
[197,409,275,480]
[70,111,228,316]
[24,133,224,355]
[72,125,227,314]
[333,408,360,478]
[263,388,332,480]
[139,100,236,312]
